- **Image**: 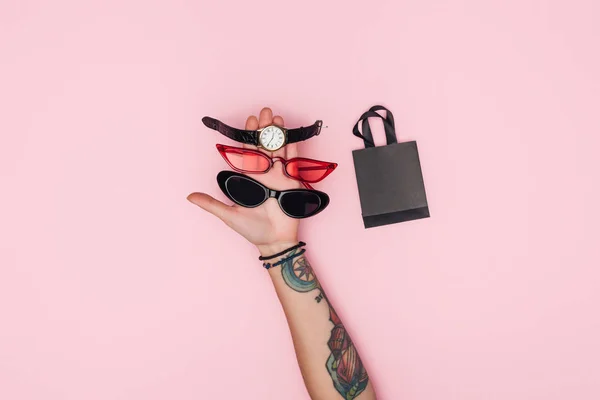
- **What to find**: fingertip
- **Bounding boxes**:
[187,192,217,209]
[258,107,273,128]
[187,192,234,222]
[246,115,259,130]
[186,192,204,206]
[273,115,285,127]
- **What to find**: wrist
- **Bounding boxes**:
[257,241,299,258]
[257,241,306,273]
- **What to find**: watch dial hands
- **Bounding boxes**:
[258,126,285,150]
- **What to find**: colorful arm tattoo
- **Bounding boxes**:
[280,250,369,399]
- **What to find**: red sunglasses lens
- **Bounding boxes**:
[286,159,332,182]
[223,149,270,172]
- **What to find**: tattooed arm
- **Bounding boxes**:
[188,107,377,400]
[267,246,375,400]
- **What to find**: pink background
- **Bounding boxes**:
[1,1,599,399]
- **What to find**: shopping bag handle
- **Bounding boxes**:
[352,105,397,148]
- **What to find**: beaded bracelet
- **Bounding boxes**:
[259,241,306,261]
[263,248,306,270]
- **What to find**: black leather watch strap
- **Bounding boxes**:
[202,117,258,145]
[287,120,323,144]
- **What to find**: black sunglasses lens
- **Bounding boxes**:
[225,176,266,207]
[279,191,322,218]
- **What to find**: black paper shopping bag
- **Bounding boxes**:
[352,105,430,228]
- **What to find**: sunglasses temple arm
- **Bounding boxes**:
[302,182,315,190]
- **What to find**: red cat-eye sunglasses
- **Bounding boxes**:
[216,144,337,188]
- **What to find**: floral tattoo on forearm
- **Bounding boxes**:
[280,249,369,399]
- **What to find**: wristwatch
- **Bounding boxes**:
[202,116,323,151]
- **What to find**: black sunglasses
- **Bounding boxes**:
[217,171,330,219]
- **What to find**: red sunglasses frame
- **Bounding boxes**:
[216,144,337,188]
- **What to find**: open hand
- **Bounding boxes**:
[187,107,301,255]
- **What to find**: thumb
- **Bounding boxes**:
[187,192,234,223]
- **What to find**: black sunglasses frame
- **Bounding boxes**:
[217,171,330,219]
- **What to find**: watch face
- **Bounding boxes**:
[259,125,285,151]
